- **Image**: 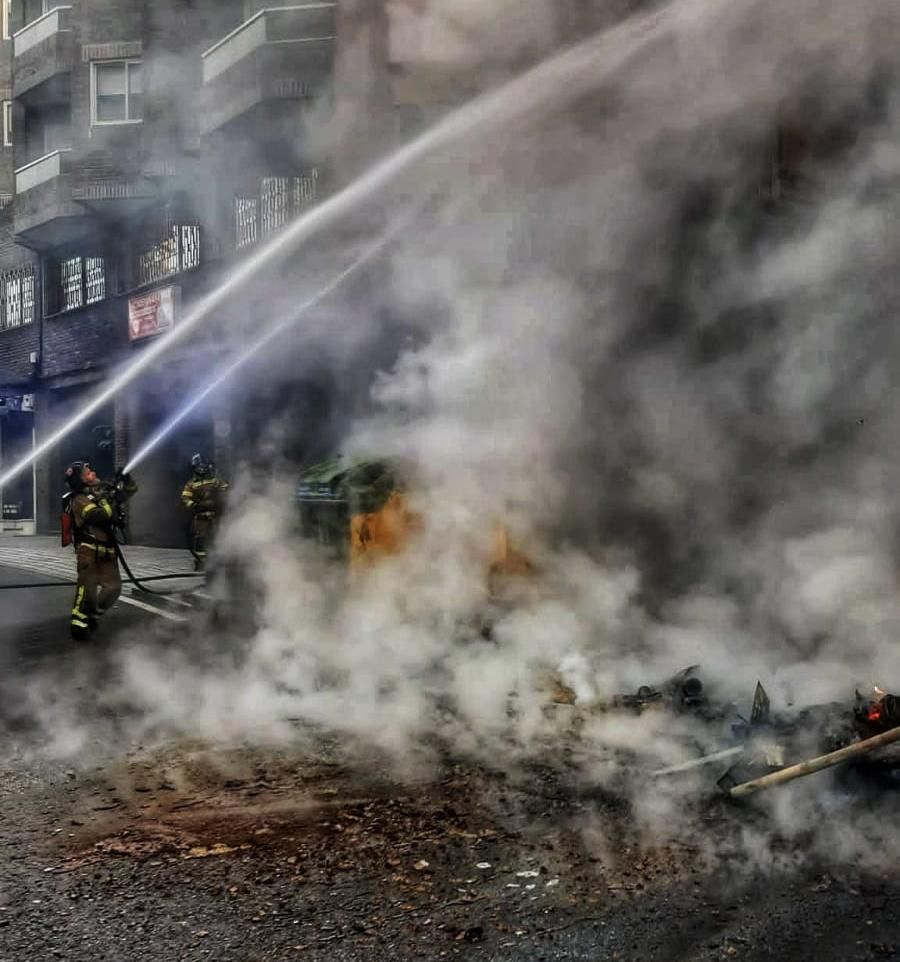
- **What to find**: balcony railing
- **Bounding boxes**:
[137,225,201,287]
[13,5,72,58]
[14,148,70,194]
[202,4,336,84]
[235,170,318,249]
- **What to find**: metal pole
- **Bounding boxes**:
[653,746,744,777]
[729,726,900,799]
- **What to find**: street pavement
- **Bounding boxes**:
[0,562,155,664]
[0,537,207,693]
[0,537,204,652]
[0,535,198,590]
[0,546,216,747]
[0,550,898,961]
[0,724,897,962]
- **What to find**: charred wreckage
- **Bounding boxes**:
[554,667,900,800]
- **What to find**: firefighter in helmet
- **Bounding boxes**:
[181,453,229,571]
[64,461,137,641]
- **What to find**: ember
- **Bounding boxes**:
[856,689,900,733]
[632,672,900,797]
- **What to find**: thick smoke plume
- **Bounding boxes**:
[16,0,900,869]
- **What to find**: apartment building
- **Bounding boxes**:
[0,0,340,543]
[0,0,800,544]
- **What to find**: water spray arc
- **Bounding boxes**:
[0,2,671,492]
[123,229,400,475]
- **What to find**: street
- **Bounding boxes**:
[0,562,158,666]
[0,559,897,961]
[0,555,195,741]
[1,0,900,956]
[0,733,897,961]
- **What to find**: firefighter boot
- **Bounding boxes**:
[71,583,90,640]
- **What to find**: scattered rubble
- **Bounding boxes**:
[555,666,900,798]
[0,734,898,961]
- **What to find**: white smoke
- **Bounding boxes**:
[16,0,900,871]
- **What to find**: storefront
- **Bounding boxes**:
[124,284,218,547]
[36,383,117,536]
[124,380,216,548]
[0,394,36,535]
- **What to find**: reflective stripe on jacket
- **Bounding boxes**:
[181,477,228,515]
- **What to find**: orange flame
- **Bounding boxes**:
[866,685,887,724]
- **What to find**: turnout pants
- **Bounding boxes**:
[71,542,122,640]
[190,515,216,571]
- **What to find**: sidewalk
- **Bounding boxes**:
[0,535,199,592]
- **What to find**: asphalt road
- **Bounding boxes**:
[0,563,897,961]
[0,562,161,665]
[0,747,896,962]
[0,561,189,741]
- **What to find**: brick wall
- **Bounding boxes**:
[0,208,40,386]
[41,299,126,379]
[331,0,392,187]
[0,324,38,384]
[7,0,351,537]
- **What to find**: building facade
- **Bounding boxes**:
[0,0,343,543]
[0,0,791,545]
[0,0,458,545]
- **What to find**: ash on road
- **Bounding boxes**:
[0,738,897,962]
[0,563,897,961]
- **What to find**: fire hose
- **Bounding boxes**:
[0,570,201,592]
[0,543,202,596]
[0,490,204,594]
[113,541,196,595]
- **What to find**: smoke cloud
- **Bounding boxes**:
[13,0,900,871]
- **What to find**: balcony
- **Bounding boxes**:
[13,148,156,249]
[13,149,87,248]
[69,148,157,219]
[199,4,336,134]
[234,171,318,250]
[15,148,70,194]
[13,6,75,103]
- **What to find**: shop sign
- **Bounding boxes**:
[0,394,34,413]
[128,286,180,342]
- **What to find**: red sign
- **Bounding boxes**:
[128,286,179,341]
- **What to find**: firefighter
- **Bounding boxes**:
[64,461,137,641]
[181,453,228,571]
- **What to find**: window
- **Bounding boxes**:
[294,170,318,208]
[60,257,83,311]
[261,177,290,235]
[235,170,318,249]
[2,101,10,147]
[0,266,35,330]
[2,1,9,41]
[45,255,106,315]
[131,203,201,288]
[136,225,200,287]
[21,1,51,31]
[91,60,142,125]
[85,256,106,305]
[180,225,200,271]
[235,197,258,249]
